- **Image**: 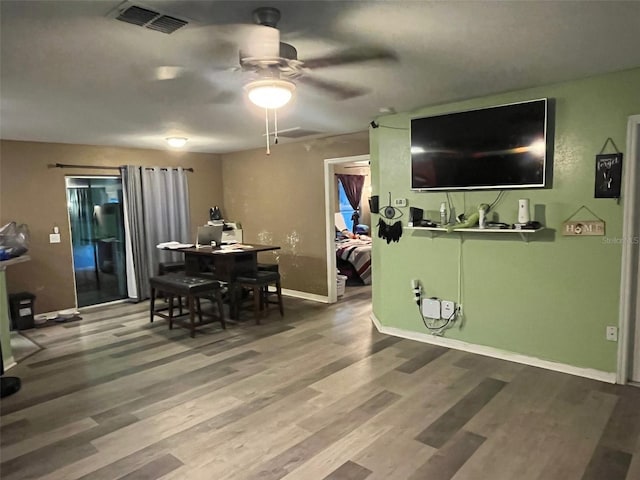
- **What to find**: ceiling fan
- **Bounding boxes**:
[233,7,397,103]
[144,6,396,107]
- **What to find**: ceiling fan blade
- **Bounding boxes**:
[302,46,397,70]
[142,69,238,105]
[196,37,242,71]
[208,89,240,105]
[298,75,369,100]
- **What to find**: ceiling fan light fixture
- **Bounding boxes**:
[166,137,188,148]
[245,79,295,109]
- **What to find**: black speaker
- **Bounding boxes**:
[368,196,379,214]
[409,207,424,223]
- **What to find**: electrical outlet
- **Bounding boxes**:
[394,198,408,207]
[49,233,61,244]
[606,326,618,342]
[441,300,456,320]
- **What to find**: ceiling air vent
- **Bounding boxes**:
[116,5,157,26]
[114,4,188,34]
[146,15,187,34]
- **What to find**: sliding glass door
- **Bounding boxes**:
[66,177,127,307]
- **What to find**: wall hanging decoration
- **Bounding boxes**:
[377,192,403,243]
[368,195,379,214]
[594,137,623,199]
[562,205,605,236]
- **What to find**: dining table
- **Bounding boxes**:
[178,243,280,283]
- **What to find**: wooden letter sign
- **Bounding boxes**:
[563,221,605,236]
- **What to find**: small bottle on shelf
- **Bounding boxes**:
[439,202,448,226]
[479,207,487,229]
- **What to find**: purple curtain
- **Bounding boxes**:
[337,174,365,232]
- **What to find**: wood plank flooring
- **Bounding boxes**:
[1,294,639,479]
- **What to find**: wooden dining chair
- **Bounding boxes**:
[232,271,283,324]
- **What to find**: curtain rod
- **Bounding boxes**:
[54,163,194,172]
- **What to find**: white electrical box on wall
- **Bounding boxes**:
[421,298,441,319]
[441,300,456,320]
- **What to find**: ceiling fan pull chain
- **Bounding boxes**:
[274,109,279,145]
[265,108,270,155]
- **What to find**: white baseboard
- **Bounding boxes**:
[4,356,17,371]
[79,298,133,312]
[35,299,134,318]
[281,289,329,303]
[370,313,616,384]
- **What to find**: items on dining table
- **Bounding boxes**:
[156,241,194,249]
[209,206,222,221]
[215,244,255,253]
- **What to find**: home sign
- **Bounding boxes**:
[562,220,605,236]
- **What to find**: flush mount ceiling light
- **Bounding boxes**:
[245,78,296,109]
[166,137,187,148]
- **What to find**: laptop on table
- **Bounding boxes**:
[196,225,223,247]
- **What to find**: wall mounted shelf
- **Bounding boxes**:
[404,226,544,242]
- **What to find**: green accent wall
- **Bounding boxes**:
[1,272,13,366]
[371,68,640,373]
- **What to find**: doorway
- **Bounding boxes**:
[618,114,640,384]
[66,177,127,307]
[324,154,372,303]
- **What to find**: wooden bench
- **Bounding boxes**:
[150,274,225,337]
[158,261,185,275]
[156,261,187,315]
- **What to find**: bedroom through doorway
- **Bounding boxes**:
[324,155,372,303]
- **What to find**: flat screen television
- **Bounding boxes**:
[410,99,549,191]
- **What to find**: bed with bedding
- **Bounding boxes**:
[336,236,372,285]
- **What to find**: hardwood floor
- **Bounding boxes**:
[1,295,639,479]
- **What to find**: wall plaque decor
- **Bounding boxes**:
[562,205,605,236]
[594,138,623,198]
[563,220,605,236]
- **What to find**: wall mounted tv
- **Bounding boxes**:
[411,99,549,191]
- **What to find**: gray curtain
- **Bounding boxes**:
[142,167,191,282]
[120,166,191,300]
[121,166,147,300]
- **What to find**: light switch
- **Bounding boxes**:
[49,233,61,243]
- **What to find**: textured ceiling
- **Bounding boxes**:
[1,0,639,153]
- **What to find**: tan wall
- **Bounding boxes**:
[0,140,222,313]
[221,132,369,296]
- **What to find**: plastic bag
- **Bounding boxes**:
[0,222,30,260]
